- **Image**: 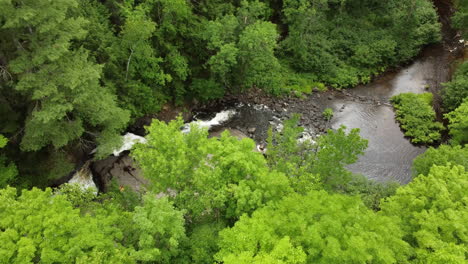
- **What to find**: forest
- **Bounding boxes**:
[0,0,467,263]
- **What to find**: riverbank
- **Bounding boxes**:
[63,0,467,191]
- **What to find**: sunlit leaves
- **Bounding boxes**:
[217,191,409,263]
[391,92,443,144]
[0,187,133,263]
[381,165,468,263]
[445,99,468,145]
[132,195,186,263]
[132,118,291,222]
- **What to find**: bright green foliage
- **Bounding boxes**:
[132,118,292,222]
[0,135,6,148]
[203,15,240,86]
[442,61,468,112]
[445,99,468,145]
[0,0,446,186]
[57,183,97,208]
[0,187,133,263]
[217,191,409,264]
[237,21,282,93]
[413,145,468,177]
[117,2,170,118]
[185,222,226,264]
[391,92,444,144]
[322,107,334,121]
[281,0,440,88]
[381,165,468,263]
[202,2,283,93]
[131,194,186,263]
[0,135,16,188]
[0,0,129,157]
[267,115,368,191]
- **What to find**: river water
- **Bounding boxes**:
[190,0,464,184]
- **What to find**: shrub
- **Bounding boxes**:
[442,61,468,112]
[412,145,468,176]
[445,99,468,145]
[390,93,444,144]
[322,108,334,121]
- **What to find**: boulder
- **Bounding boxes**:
[92,155,149,193]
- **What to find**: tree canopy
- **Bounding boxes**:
[381,165,468,263]
[216,191,409,264]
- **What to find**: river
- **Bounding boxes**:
[84,0,464,192]
[188,0,464,184]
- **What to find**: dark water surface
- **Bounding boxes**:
[327,44,457,183]
[182,0,464,184]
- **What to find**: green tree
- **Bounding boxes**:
[202,2,282,93]
[131,194,186,263]
[381,165,468,263]
[216,191,409,263]
[267,115,368,191]
[203,14,240,87]
[0,0,129,157]
[132,118,292,223]
[237,21,282,93]
[390,92,444,144]
[442,61,468,112]
[281,0,440,87]
[185,222,226,264]
[445,99,468,145]
[412,144,468,177]
[0,135,17,187]
[116,1,170,118]
[453,0,468,37]
[0,187,133,263]
[143,0,200,102]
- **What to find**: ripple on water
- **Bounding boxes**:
[329,100,426,183]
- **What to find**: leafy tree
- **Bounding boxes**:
[0,0,129,157]
[237,21,282,93]
[203,15,240,87]
[131,194,186,263]
[189,78,225,101]
[381,165,468,263]
[445,99,468,145]
[184,222,226,264]
[390,93,444,144]
[202,2,282,93]
[216,191,409,264]
[453,0,468,37]
[442,61,468,112]
[339,174,399,211]
[267,115,368,191]
[0,187,133,263]
[132,118,292,222]
[0,135,17,188]
[281,0,440,87]
[144,0,200,102]
[412,144,468,177]
[116,1,170,118]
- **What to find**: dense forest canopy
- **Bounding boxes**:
[0,0,467,263]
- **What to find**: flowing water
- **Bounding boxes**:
[84,0,464,192]
[190,0,465,184]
